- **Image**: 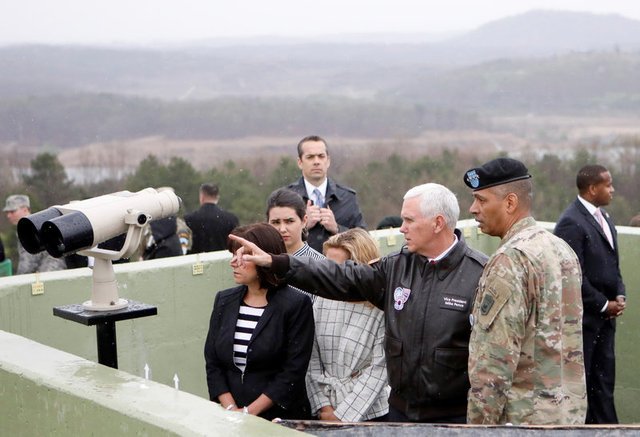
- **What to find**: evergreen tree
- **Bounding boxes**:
[22,152,76,210]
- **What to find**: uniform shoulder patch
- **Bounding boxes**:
[475,285,511,330]
[480,294,494,315]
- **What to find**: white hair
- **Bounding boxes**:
[403,183,460,229]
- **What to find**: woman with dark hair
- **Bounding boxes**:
[204,223,314,420]
[266,188,324,260]
[266,188,325,302]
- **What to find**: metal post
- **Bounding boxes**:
[96,320,118,369]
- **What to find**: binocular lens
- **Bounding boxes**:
[17,208,63,254]
[41,211,94,258]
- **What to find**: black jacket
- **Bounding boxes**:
[286,177,366,252]
[272,230,487,421]
[204,284,314,420]
[185,203,239,254]
[554,198,625,423]
[554,199,625,316]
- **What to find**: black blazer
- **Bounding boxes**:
[554,199,626,317]
[204,284,314,420]
[185,203,239,254]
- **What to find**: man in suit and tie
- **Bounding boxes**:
[284,135,366,252]
[554,164,627,424]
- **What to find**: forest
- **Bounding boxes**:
[2,141,639,267]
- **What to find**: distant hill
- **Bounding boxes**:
[2,10,640,149]
[0,44,438,100]
[450,10,640,52]
[388,52,640,112]
[2,10,640,101]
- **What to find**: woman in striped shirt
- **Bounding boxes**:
[204,223,314,420]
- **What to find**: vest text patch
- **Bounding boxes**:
[440,294,469,312]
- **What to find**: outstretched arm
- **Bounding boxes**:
[229,234,387,307]
[228,234,273,267]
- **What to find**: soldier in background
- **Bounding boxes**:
[3,194,67,274]
[176,217,192,255]
[142,216,183,260]
[463,158,586,424]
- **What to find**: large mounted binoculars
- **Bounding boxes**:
[18,187,181,311]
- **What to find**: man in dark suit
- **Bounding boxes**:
[284,135,366,252]
[185,183,239,254]
[554,164,627,424]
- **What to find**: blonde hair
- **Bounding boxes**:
[323,228,380,264]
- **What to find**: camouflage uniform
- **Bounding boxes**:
[467,217,587,424]
[17,239,66,274]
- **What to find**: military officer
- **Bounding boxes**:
[463,158,587,425]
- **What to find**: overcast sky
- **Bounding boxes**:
[2,0,640,45]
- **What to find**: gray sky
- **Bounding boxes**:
[2,0,640,45]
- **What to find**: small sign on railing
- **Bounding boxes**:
[31,273,45,295]
[192,254,204,275]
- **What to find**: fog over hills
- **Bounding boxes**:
[2,9,640,101]
[2,10,640,152]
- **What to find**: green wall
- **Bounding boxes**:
[0,222,639,428]
[0,250,235,400]
[0,330,305,436]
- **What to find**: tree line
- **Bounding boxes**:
[2,143,640,265]
[0,94,485,149]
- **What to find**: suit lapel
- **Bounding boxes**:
[601,208,618,251]
[219,289,243,364]
[249,296,275,344]
[325,178,339,205]
[574,200,615,251]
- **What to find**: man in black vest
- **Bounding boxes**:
[229,183,488,422]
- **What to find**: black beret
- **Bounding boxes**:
[464,158,531,191]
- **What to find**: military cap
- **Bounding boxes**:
[3,194,30,212]
[464,158,531,191]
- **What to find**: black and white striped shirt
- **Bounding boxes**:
[233,303,265,372]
